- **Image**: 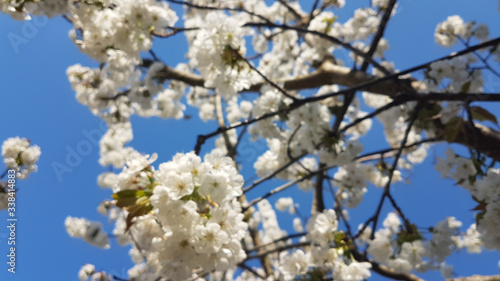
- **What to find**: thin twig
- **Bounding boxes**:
[369,102,422,239]
[360,0,398,71]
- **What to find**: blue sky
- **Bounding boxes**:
[0,1,499,281]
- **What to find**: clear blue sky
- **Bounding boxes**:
[0,1,499,281]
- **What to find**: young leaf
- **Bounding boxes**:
[125,197,153,231]
[112,189,149,208]
[470,106,498,124]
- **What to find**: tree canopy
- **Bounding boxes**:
[1,1,500,281]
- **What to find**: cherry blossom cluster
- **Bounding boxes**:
[435,148,500,251]
[0,137,40,210]
[68,0,177,61]
[435,15,489,47]
[0,0,67,20]
[81,150,248,280]
[1,137,41,179]
[363,212,486,278]
[149,151,247,280]
[65,216,110,249]
[186,11,257,99]
[250,204,373,281]
[78,264,112,281]
[2,1,500,281]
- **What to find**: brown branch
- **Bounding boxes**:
[260,58,415,96]
[248,227,274,277]
[154,64,205,88]
[215,95,236,159]
[152,38,500,161]
[277,0,303,20]
[436,119,500,162]
[311,163,326,215]
[360,0,397,71]
[351,250,424,281]
[246,242,311,260]
[243,151,308,193]
[166,0,274,25]
[243,175,311,212]
[244,21,393,77]
[152,27,198,38]
[237,263,266,280]
[354,138,439,163]
[370,102,422,239]
[246,232,307,253]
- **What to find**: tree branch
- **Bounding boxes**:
[311,163,326,215]
[351,250,424,281]
[360,0,398,71]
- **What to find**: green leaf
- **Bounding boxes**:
[418,103,442,121]
[278,102,289,122]
[396,224,422,245]
[304,269,325,281]
[125,197,153,231]
[461,81,472,93]
[443,117,464,142]
[112,189,147,200]
[470,106,498,124]
[112,189,151,208]
[322,16,338,33]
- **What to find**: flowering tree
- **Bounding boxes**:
[2,0,500,281]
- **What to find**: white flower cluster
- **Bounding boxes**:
[304,11,342,64]
[363,92,428,168]
[286,102,332,153]
[306,209,338,246]
[67,55,185,123]
[350,38,389,65]
[427,56,483,95]
[435,148,477,181]
[302,6,386,68]
[69,0,178,61]
[67,60,139,117]
[426,217,463,264]
[78,264,112,281]
[341,8,380,42]
[332,162,402,208]
[256,199,287,243]
[253,138,317,191]
[271,208,372,281]
[435,15,476,47]
[98,121,136,169]
[187,11,255,99]
[250,88,292,140]
[436,149,500,251]
[318,139,364,167]
[477,199,500,251]
[0,0,67,20]
[259,30,303,79]
[364,213,483,278]
[275,197,295,214]
[65,216,110,249]
[107,151,247,281]
[278,250,310,281]
[2,137,41,179]
[67,62,186,169]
